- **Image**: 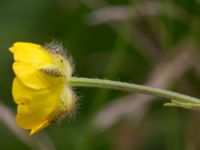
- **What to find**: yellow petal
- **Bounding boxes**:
[13,78,61,130]
[13,61,64,90]
[9,42,52,66]
[13,62,49,89]
[30,120,51,136]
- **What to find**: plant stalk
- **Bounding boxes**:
[68,77,200,105]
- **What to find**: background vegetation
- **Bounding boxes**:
[0,0,200,149]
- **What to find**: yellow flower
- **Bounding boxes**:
[10,42,76,135]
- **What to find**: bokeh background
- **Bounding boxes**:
[0,0,200,150]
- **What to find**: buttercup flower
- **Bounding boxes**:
[10,42,76,135]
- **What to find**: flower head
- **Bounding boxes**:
[10,42,76,135]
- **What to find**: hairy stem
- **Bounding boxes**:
[68,77,200,105]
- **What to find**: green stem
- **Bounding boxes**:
[68,77,200,104]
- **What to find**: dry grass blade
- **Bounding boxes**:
[86,2,200,27]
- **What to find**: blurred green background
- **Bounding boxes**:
[0,0,200,150]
